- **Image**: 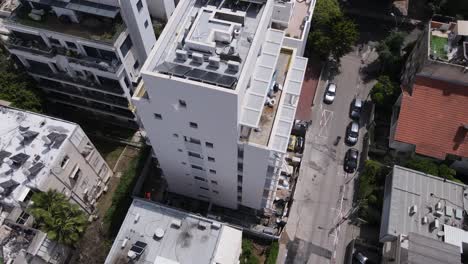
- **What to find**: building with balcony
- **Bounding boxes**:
[104,198,242,264]
[132,0,307,212]
[0,106,113,227]
[2,0,157,128]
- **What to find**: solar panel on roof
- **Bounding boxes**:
[22,131,39,142]
[10,153,30,166]
[217,75,237,88]
[0,180,19,196]
[201,72,221,84]
[168,65,192,77]
[28,162,45,177]
[155,62,175,74]
[47,132,67,149]
[185,69,208,80]
[0,151,11,163]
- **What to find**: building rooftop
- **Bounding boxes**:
[151,0,267,90]
[404,232,461,264]
[429,18,468,66]
[284,0,312,39]
[380,166,468,243]
[394,76,468,160]
[0,107,76,208]
[6,1,124,43]
[105,199,242,264]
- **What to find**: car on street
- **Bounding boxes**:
[344,148,359,173]
[350,98,363,120]
[354,251,368,264]
[345,121,359,146]
[323,82,336,104]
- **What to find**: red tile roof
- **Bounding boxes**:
[394,76,468,159]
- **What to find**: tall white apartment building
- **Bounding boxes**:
[133,0,308,212]
[2,0,156,128]
[0,106,113,226]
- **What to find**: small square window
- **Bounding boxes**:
[178,149,183,152]
[206,142,214,148]
[179,100,187,108]
[211,180,218,185]
[173,133,179,138]
[237,162,243,172]
[208,157,215,162]
[60,155,70,168]
[133,60,140,69]
[154,113,162,119]
[136,0,143,12]
[213,190,219,194]
[209,169,216,174]
[200,186,209,191]
[144,20,149,28]
[189,122,198,129]
[65,41,77,49]
[237,175,243,183]
[237,196,242,202]
[237,186,242,192]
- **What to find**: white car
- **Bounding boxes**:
[323,83,336,104]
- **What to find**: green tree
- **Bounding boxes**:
[307,0,358,62]
[405,157,440,176]
[370,75,399,106]
[376,31,407,78]
[29,190,88,246]
[240,239,259,264]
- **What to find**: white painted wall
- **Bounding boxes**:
[241,143,270,209]
[147,0,175,21]
[134,74,239,209]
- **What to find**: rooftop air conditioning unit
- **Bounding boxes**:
[176,49,188,62]
[211,222,221,230]
[421,216,428,225]
[192,52,204,64]
[227,61,240,73]
[171,219,182,228]
[134,213,140,223]
[409,205,417,216]
[430,219,440,231]
[154,228,165,239]
[208,56,220,69]
[198,221,208,230]
[435,202,442,211]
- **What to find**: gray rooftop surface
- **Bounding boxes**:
[380,166,468,242]
[405,232,461,264]
[105,199,242,264]
[152,0,266,90]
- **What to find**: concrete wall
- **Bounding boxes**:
[133,74,239,209]
[147,0,176,21]
[241,143,270,210]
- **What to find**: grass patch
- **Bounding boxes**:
[265,241,279,264]
[240,239,260,264]
[104,147,150,237]
[92,139,125,169]
[431,35,448,60]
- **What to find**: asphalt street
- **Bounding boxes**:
[279,48,376,264]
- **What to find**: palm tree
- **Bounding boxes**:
[29,190,88,246]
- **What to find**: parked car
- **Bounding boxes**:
[345,121,359,146]
[292,120,308,137]
[354,251,368,264]
[295,136,304,154]
[344,148,359,173]
[323,82,336,104]
[350,98,363,120]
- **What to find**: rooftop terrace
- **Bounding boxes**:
[429,18,468,66]
[151,0,266,90]
[0,107,75,208]
[7,3,124,43]
[285,0,312,39]
[105,199,242,264]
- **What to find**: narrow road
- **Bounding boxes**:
[279,48,376,264]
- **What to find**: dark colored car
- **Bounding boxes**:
[344,148,359,173]
[345,121,359,146]
[350,98,363,120]
[295,136,304,154]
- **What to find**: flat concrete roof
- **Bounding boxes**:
[380,166,468,242]
[406,232,461,264]
[0,106,76,207]
[105,199,242,264]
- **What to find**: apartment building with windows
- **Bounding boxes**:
[0,106,113,227]
[133,0,307,212]
[2,0,156,128]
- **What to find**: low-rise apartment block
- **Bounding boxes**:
[132,0,308,212]
[1,0,156,128]
[380,166,468,263]
[0,106,113,226]
[104,198,242,264]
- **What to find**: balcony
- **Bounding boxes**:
[8,5,125,44]
[56,48,122,73]
[4,37,55,57]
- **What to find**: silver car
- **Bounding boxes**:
[345,121,359,146]
[350,98,363,120]
[323,83,336,104]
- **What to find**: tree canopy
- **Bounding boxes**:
[306,0,358,62]
[29,190,88,246]
[405,157,460,183]
[370,75,399,107]
[376,31,407,78]
[0,50,43,112]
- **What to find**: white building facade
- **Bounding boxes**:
[133,0,308,212]
[2,0,156,128]
[0,106,113,226]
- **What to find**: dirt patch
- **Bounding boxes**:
[68,146,141,264]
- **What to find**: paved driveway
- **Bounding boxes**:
[279,49,377,264]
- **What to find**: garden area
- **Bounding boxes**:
[240,239,279,264]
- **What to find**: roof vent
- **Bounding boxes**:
[192,52,204,64]
[421,216,428,225]
[134,213,140,223]
[430,219,440,231]
[211,222,221,230]
[176,49,188,62]
[208,56,220,69]
[198,221,208,230]
[121,238,128,248]
[409,205,417,216]
[154,228,165,239]
[171,219,182,228]
[227,61,240,73]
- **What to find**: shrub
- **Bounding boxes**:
[265,241,279,264]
